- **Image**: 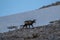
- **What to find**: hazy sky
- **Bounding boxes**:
[0,0,60,17]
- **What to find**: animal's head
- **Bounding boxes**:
[33,19,36,23]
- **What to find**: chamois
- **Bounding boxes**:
[22,19,36,28]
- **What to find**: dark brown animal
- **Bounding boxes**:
[23,19,36,28]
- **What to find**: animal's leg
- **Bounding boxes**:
[26,25,27,28]
[32,24,33,28]
[29,25,30,28]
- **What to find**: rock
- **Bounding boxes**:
[0,20,60,40]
